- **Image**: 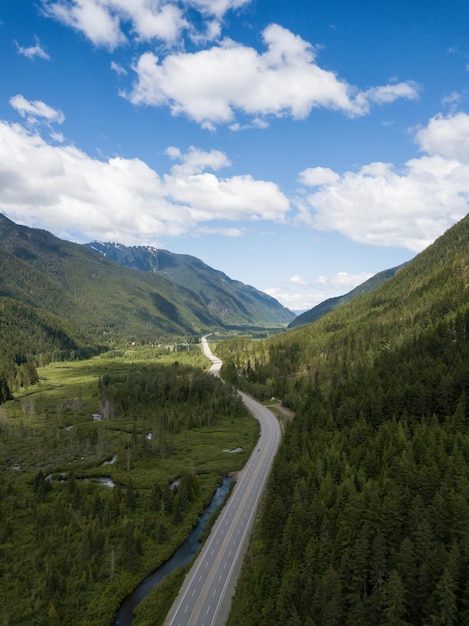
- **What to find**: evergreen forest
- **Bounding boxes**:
[224,214,469,625]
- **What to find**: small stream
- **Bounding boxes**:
[45,472,115,487]
[113,475,233,625]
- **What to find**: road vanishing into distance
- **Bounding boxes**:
[164,336,282,626]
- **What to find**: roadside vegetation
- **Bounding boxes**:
[0,344,259,625]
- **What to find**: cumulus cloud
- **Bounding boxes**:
[41,0,125,48]
[266,271,374,310]
[355,82,419,112]
[15,37,50,60]
[297,112,469,252]
[0,121,289,243]
[298,167,339,187]
[161,144,289,221]
[265,285,335,311]
[287,275,309,286]
[40,0,247,48]
[163,172,289,222]
[188,0,250,19]
[126,24,419,128]
[415,112,469,163]
[264,287,313,310]
[9,95,65,125]
[166,145,231,176]
[315,272,373,289]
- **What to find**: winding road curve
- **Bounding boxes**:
[164,336,281,626]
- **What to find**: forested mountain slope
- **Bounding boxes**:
[220,213,469,399]
[85,241,295,327]
[0,213,222,343]
[289,263,405,328]
[221,213,469,625]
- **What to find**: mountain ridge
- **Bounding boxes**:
[0,213,222,342]
[288,263,407,328]
[84,240,295,327]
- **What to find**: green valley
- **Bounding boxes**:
[3,209,469,625]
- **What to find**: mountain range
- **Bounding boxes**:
[0,211,415,366]
[84,241,294,328]
[0,214,296,364]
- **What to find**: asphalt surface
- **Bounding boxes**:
[163,337,281,626]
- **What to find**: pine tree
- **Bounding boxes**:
[431,567,458,626]
[383,570,407,626]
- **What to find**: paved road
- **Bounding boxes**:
[201,335,223,377]
[164,337,281,626]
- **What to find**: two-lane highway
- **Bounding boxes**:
[164,337,281,626]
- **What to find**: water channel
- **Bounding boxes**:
[112,475,233,625]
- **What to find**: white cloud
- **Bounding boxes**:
[40,0,248,48]
[41,0,125,48]
[265,271,373,310]
[163,172,289,222]
[229,118,269,131]
[297,112,469,252]
[162,145,289,222]
[116,0,186,42]
[9,95,65,125]
[355,82,419,112]
[50,131,65,142]
[441,92,462,112]
[0,121,289,243]
[166,145,231,175]
[315,272,372,289]
[415,112,469,163]
[187,0,250,19]
[287,275,309,286]
[15,37,50,60]
[126,24,418,128]
[196,226,244,237]
[188,18,221,46]
[111,60,127,75]
[264,286,326,311]
[298,167,339,187]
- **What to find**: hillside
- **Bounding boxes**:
[220,212,469,625]
[288,263,406,328]
[85,241,295,327]
[220,213,469,394]
[0,213,224,346]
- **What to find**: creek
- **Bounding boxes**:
[45,472,115,487]
[112,475,233,625]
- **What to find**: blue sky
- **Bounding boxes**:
[1,1,469,311]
